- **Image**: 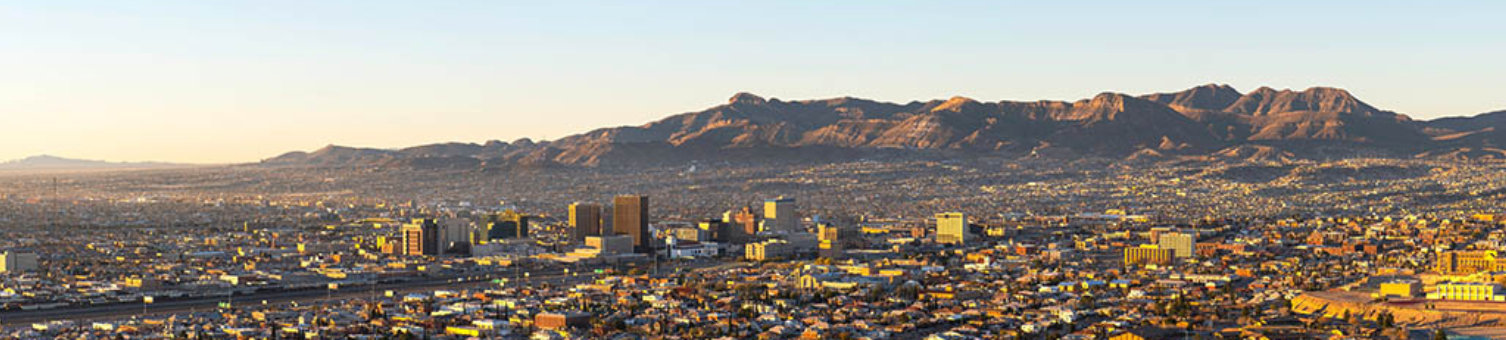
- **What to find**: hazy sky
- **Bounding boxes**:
[3,1,1504,163]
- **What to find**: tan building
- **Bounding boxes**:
[724,206,758,242]
[536,312,592,330]
[613,195,650,253]
[746,240,790,261]
[401,220,439,256]
[670,227,705,242]
[818,224,843,258]
[1157,232,1195,258]
[1123,245,1174,266]
[1437,250,1506,275]
[936,212,968,245]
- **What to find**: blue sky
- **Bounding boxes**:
[2,1,1504,163]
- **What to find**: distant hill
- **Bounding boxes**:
[0,155,194,171]
[260,84,1506,168]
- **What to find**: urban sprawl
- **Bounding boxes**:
[0,159,1505,339]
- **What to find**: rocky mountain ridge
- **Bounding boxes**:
[261,84,1506,168]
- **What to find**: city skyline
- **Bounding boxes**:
[4,1,1506,163]
[8,2,1506,338]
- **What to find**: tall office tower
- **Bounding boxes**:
[613,195,650,253]
[936,212,968,245]
[440,218,473,254]
[726,206,758,242]
[401,218,441,255]
[569,202,602,240]
[1158,231,1195,258]
[763,197,797,232]
[818,223,840,242]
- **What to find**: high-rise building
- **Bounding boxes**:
[817,224,843,258]
[763,197,797,232]
[569,202,602,239]
[613,195,650,253]
[439,218,473,255]
[817,223,841,242]
[725,206,758,242]
[401,219,441,256]
[376,236,393,254]
[936,212,968,245]
[1157,231,1195,258]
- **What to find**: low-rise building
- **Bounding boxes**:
[1123,245,1173,266]
[1429,282,1506,301]
[1376,280,1421,299]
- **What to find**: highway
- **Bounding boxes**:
[0,259,747,327]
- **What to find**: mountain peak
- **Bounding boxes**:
[1227,85,1377,115]
[1142,84,1243,112]
[21,154,66,161]
[930,96,981,112]
[729,92,768,105]
[1301,86,1353,97]
[1085,92,1140,109]
[1205,83,1236,90]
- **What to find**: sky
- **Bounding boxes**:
[2,1,1505,164]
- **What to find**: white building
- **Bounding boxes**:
[669,242,719,259]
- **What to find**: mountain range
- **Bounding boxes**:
[262,84,1506,168]
[0,155,192,171]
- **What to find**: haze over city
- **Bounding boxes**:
[4,1,1506,163]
